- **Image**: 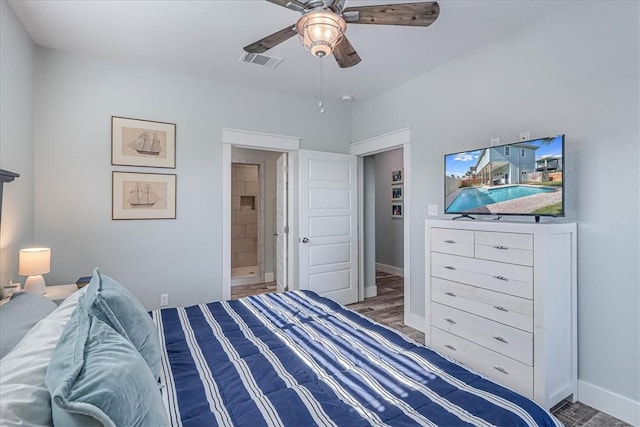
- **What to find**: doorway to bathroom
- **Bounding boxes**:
[230,161,262,285]
[230,147,288,299]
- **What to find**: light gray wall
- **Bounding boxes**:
[31,47,351,310]
[231,147,282,279]
[374,148,404,269]
[0,1,35,287]
[351,2,639,403]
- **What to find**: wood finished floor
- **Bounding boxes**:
[231,271,631,427]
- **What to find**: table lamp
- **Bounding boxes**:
[19,248,51,294]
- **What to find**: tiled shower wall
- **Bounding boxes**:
[231,163,263,273]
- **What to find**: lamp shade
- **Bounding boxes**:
[19,248,51,276]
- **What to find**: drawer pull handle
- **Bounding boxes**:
[493,245,509,250]
[494,305,508,312]
[445,344,456,351]
[444,240,456,244]
[493,366,509,375]
[445,318,457,325]
[445,292,456,297]
[493,275,508,281]
[493,336,508,343]
[444,266,456,270]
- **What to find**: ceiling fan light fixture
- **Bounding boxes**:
[296,10,346,58]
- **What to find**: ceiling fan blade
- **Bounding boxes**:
[343,2,439,27]
[243,24,298,54]
[266,0,306,12]
[327,0,343,11]
[333,35,361,68]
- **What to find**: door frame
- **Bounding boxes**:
[275,153,288,293]
[222,128,300,301]
[350,128,419,330]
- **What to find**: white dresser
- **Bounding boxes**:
[425,219,577,409]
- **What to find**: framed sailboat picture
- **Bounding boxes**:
[112,116,176,168]
[112,172,176,220]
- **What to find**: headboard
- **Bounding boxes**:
[0,169,20,225]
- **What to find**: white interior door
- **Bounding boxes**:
[276,153,288,292]
[298,150,358,305]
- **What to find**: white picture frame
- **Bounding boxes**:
[391,169,403,184]
[391,184,403,201]
[391,203,403,218]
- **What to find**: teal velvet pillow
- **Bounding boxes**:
[45,297,168,427]
[84,268,161,380]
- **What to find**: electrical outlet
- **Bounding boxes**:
[490,138,500,146]
[519,131,530,141]
[428,204,438,216]
[160,294,169,306]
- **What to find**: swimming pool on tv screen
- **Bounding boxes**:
[447,185,555,213]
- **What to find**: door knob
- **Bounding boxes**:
[273,232,278,236]
[302,237,309,243]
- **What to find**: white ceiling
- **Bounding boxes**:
[8,0,573,102]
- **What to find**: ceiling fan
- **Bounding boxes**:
[243,0,440,68]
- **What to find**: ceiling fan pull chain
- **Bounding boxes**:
[318,57,325,114]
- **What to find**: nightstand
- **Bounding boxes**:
[44,284,79,305]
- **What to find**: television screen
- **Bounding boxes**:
[444,135,564,217]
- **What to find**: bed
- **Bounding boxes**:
[0,270,562,426]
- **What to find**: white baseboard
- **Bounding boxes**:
[264,272,274,282]
[404,313,424,332]
[578,380,640,426]
[376,262,404,277]
[364,286,377,298]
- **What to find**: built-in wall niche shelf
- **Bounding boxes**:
[240,196,255,210]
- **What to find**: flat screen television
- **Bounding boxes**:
[444,134,564,218]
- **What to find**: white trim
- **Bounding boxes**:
[404,313,424,333]
[578,380,640,426]
[222,143,232,301]
[350,128,410,156]
[364,286,378,299]
[402,144,412,328]
[375,262,404,277]
[222,129,300,303]
[286,151,299,292]
[264,272,274,283]
[222,128,300,151]
[357,156,365,302]
[352,128,412,329]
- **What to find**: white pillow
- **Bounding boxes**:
[0,288,85,426]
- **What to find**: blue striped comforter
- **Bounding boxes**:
[152,291,561,426]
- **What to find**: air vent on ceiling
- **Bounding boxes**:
[239,52,283,70]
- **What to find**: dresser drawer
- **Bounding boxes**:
[431,277,533,332]
[431,327,533,399]
[429,228,474,257]
[475,231,533,266]
[431,252,533,299]
[431,302,533,365]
